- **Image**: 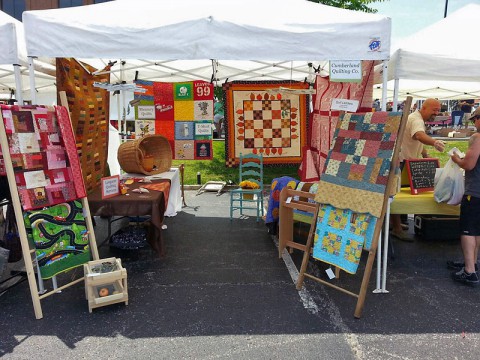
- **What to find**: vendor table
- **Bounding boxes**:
[122,167,183,217]
[376,187,460,294]
[88,179,170,258]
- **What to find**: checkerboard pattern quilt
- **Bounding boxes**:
[223,81,309,167]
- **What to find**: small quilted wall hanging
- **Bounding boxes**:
[0,105,86,211]
[133,79,214,160]
[223,81,310,167]
[23,200,91,279]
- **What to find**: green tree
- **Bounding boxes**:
[308,0,388,13]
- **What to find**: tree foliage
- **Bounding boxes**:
[308,0,388,14]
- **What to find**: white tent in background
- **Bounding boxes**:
[22,0,392,108]
[374,3,480,106]
[0,10,56,103]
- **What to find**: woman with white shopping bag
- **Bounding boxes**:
[450,108,480,286]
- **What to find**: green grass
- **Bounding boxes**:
[172,139,470,185]
[172,141,298,185]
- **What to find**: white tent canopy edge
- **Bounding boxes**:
[375,3,480,107]
[22,0,392,109]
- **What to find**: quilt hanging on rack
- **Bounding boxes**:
[56,58,110,194]
[301,60,375,180]
[24,200,91,279]
[312,204,376,274]
[0,105,86,211]
[315,111,402,218]
[133,79,214,160]
[223,81,310,167]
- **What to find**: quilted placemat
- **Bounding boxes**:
[56,58,110,194]
[315,111,402,218]
[312,204,376,274]
[0,105,86,210]
[223,81,309,167]
[24,200,91,280]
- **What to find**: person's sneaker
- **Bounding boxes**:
[447,260,479,272]
[451,267,479,286]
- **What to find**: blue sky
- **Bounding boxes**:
[371,0,478,45]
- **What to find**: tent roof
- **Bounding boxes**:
[373,79,480,102]
[0,11,55,98]
[0,10,26,65]
[23,0,391,61]
[387,3,480,82]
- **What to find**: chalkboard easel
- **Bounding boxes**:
[405,158,440,194]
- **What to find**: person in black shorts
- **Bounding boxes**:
[450,107,480,285]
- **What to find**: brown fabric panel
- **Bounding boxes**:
[56,58,110,193]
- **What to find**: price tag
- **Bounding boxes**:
[325,268,336,279]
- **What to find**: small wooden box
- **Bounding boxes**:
[84,257,128,313]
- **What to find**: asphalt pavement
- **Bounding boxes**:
[1,189,479,359]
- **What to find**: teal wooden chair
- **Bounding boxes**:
[230,153,264,222]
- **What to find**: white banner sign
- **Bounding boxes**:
[329,60,362,82]
[331,98,359,112]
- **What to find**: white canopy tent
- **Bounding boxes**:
[0,10,56,104]
[22,0,392,109]
[374,3,480,106]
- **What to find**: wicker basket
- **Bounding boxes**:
[117,135,172,175]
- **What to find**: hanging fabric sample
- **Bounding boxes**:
[223,81,310,167]
[24,200,91,279]
[56,58,110,194]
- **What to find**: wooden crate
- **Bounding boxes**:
[84,257,128,313]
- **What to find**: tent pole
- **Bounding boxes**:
[28,57,37,105]
[381,60,388,111]
[393,78,399,111]
[120,60,126,140]
[13,64,24,105]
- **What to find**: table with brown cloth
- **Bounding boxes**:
[87,179,171,258]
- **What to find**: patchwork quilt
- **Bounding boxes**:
[0,105,86,210]
[133,80,214,160]
[56,58,110,194]
[302,61,375,180]
[312,205,376,274]
[315,111,402,218]
[223,81,309,167]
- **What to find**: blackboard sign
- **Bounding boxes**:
[405,158,440,194]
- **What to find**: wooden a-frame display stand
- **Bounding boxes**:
[0,93,99,319]
[295,97,412,319]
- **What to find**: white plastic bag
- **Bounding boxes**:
[434,158,464,205]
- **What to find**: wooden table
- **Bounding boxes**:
[88,179,170,257]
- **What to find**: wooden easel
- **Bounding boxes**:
[295,97,412,319]
[0,97,99,319]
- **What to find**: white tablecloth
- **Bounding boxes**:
[121,167,182,217]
